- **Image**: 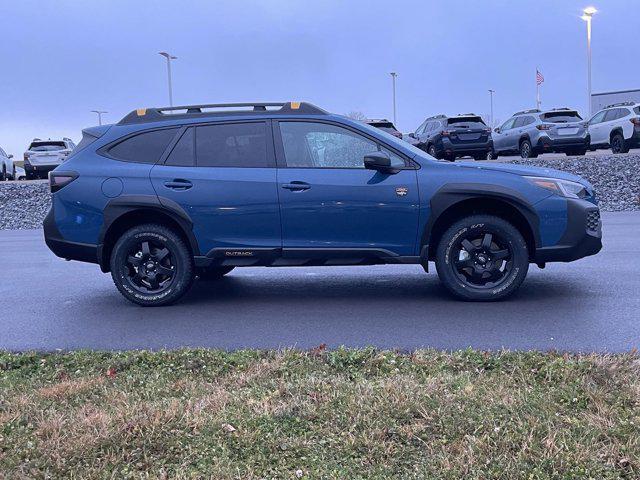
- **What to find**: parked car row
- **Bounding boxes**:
[23,137,76,179]
[368,101,640,161]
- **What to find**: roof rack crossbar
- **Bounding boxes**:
[604,101,636,109]
[118,102,328,125]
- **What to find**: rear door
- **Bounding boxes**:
[149,121,281,256]
[588,110,607,145]
[274,120,419,257]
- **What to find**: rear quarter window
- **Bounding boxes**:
[108,128,179,164]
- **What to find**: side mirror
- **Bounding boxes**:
[494,128,500,133]
[364,151,400,174]
[8,154,13,159]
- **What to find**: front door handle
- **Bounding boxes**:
[281,182,310,191]
[164,179,193,190]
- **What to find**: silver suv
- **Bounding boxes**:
[493,108,589,159]
[23,138,76,179]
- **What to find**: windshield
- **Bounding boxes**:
[542,111,582,123]
[29,141,66,151]
[447,117,486,129]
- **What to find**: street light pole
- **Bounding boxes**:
[159,51,178,107]
[390,72,398,126]
[90,110,107,126]
[581,7,597,116]
[488,89,495,127]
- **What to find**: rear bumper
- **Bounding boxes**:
[534,199,602,263]
[25,163,58,177]
[43,208,101,265]
[439,138,493,156]
[536,135,589,153]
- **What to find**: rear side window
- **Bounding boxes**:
[109,128,178,164]
[196,122,268,168]
[165,128,195,166]
[513,117,526,128]
[542,111,582,123]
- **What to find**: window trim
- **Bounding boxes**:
[98,126,181,164]
[272,119,418,170]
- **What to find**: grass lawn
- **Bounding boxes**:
[1,348,639,479]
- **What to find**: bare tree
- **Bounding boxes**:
[345,111,367,121]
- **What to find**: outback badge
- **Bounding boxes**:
[396,187,408,197]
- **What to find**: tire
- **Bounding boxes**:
[611,133,629,154]
[0,165,5,181]
[485,150,497,160]
[11,166,16,180]
[435,215,529,301]
[197,266,234,281]
[110,224,194,306]
[427,144,438,158]
[519,139,537,159]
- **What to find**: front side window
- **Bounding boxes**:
[196,122,268,168]
[108,128,178,164]
[279,122,379,168]
[589,110,606,124]
[500,119,515,131]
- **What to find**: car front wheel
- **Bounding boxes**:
[110,224,194,306]
[435,215,529,301]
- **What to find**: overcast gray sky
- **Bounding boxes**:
[1,0,638,156]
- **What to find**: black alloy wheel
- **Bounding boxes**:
[110,224,194,306]
[611,133,628,154]
[435,215,529,301]
[428,145,438,158]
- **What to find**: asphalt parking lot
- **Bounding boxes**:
[0,211,637,353]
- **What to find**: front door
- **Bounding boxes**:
[274,120,420,258]
[493,118,516,153]
[150,121,281,256]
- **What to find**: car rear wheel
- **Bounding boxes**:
[110,224,194,306]
[0,165,5,181]
[11,166,16,180]
[611,133,629,154]
[486,150,497,160]
[435,215,529,301]
[427,145,438,158]
[519,140,537,159]
[198,266,235,281]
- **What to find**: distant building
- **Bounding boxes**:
[591,88,640,113]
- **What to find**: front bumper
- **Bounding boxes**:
[534,199,602,263]
[535,135,589,153]
[43,208,101,265]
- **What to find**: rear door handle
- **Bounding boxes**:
[164,179,193,190]
[281,182,310,191]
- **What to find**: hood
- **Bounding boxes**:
[454,161,591,188]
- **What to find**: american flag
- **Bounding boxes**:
[536,69,544,86]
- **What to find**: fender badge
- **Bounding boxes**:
[396,187,408,197]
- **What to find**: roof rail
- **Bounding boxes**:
[425,114,447,120]
[513,108,541,116]
[118,102,327,125]
[604,101,637,108]
[32,138,41,142]
[456,113,478,116]
[549,107,573,111]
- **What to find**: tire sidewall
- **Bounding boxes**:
[520,140,531,159]
[110,227,193,306]
[436,216,529,301]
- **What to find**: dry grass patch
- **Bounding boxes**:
[0,348,639,479]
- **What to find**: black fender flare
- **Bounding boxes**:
[98,194,199,269]
[421,183,541,257]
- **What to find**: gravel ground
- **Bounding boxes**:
[0,154,638,230]
[503,153,640,211]
[0,181,50,230]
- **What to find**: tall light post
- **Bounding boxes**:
[90,110,107,126]
[581,7,597,116]
[390,72,398,126]
[159,51,177,107]
[488,89,495,127]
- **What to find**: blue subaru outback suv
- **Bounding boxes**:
[44,102,602,306]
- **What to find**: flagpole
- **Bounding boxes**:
[536,67,541,109]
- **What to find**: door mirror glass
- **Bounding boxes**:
[494,128,500,133]
[364,151,398,174]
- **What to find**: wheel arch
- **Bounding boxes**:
[609,127,624,142]
[518,134,531,147]
[98,195,198,272]
[422,185,539,262]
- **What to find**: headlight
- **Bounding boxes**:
[525,176,589,199]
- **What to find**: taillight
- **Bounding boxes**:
[536,124,552,131]
[630,118,640,126]
[441,130,451,136]
[49,172,78,193]
[24,153,29,162]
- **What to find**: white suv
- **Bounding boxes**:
[23,138,76,179]
[0,146,16,180]
[588,102,640,154]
